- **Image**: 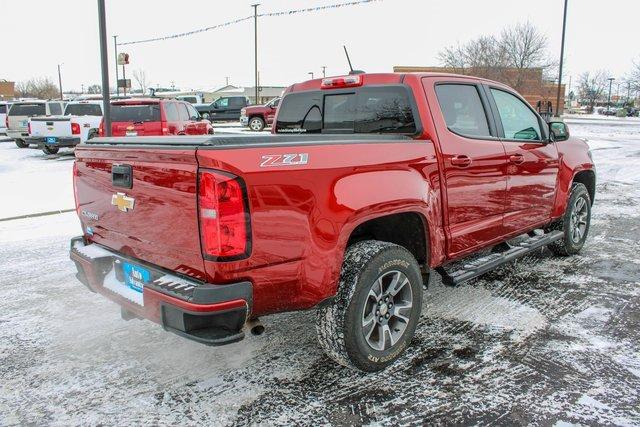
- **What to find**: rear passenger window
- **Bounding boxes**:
[164,102,180,121]
[435,84,491,138]
[177,103,190,121]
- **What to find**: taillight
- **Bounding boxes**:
[71,122,81,135]
[321,74,362,89]
[72,162,80,213]
[27,121,31,134]
[161,121,169,135]
[5,114,9,129]
[98,119,104,136]
[198,170,250,259]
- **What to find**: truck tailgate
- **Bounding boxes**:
[30,117,71,137]
[74,145,206,280]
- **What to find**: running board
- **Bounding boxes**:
[435,231,563,286]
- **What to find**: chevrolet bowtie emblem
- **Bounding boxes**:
[111,192,135,212]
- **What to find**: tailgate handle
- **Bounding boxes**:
[112,164,133,189]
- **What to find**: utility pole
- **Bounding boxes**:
[251,4,259,105]
[225,76,229,86]
[308,72,314,79]
[113,35,119,96]
[97,0,112,136]
[57,64,63,100]
[555,0,569,117]
[321,66,327,78]
[607,77,615,112]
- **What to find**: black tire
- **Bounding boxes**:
[42,145,59,155]
[316,240,423,372]
[547,183,591,256]
[87,130,97,140]
[248,116,265,132]
[15,139,29,148]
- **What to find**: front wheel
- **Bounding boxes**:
[316,240,423,372]
[15,139,29,148]
[248,116,265,132]
[547,182,591,256]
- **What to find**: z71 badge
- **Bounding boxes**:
[260,153,309,168]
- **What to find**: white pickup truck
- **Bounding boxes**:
[27,101,103,154]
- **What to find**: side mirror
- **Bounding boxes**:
[549,121,569,142]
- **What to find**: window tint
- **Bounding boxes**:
[491,89,541,141]
[64,103,102,116]
[276,86,416,134]
[48,103,62,115]
[177,103,190,121]
[164,102,180,121]
[229,97,245,107]
[8,103,46,116]
[215,98,229,108]
[0,104,7,114]
[111,104,161,122]
[435,84,491,138]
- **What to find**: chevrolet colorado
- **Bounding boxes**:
[70,73,595,371]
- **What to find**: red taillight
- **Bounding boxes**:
[98,119,104,136]
[161,121,169,135]
[72,162,80,213]
[27,121,31,134]
[198,170,250,259]
[71,122,81,135]
[321,74,363,89]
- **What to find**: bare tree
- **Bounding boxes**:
[628,60,640,93]
[133,69,149,95]
[15,77,59,99]
[499,21,553,89]
[577,71,609,113]
[87,84,102,94]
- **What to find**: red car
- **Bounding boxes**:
[71,72,595,371]
[240,97,280,131]
[99,98,213,137]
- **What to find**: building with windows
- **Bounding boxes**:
[393,66,565,115]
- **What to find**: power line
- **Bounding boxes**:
[118,0,382,46]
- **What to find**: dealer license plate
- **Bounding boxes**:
[45,137,57,143]
[123,262,150,294]
[125,131,138,136]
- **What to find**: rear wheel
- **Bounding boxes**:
[15,139,29,148]
[547,183,591,256]
[248,116,265,132]
[42,145,59,155]
[316,240,423,372]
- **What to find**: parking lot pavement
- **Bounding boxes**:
[0,120,639,425]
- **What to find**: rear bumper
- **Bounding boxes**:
[69,236,252,346]
[6,129,28,139]
[28,136,81,148]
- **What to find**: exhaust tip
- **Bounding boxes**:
[247,318,265,336]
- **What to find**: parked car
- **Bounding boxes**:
[70,72,595,372]
[240,97,281,131]
[27,101,103,154]
[6,100,66,147]
[0,101,11,135]
[195,96,250,121]
[99,98,213,137]
[176,94,204,104]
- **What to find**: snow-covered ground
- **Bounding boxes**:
[0,119,639,425]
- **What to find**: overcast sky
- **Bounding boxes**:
[2,0,638,93]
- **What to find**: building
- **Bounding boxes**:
[0,79,15,100]
[393,66,565,114]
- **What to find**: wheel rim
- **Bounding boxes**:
[570,196,589,243]
[249,119,262,131]
[361,270,413,351]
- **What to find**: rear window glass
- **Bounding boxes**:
[111,104,161,122]
[9,103,46,116]
[276,86,417,134]
[48,103,62,115]
[64,103,102,116]
[0,105,7,114]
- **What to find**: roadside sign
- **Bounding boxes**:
[117,79,131,89]
[117,52,130,65]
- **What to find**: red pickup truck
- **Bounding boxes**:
[240,97,281,131]
[70,73,595,372]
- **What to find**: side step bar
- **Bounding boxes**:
[435,231,563,286]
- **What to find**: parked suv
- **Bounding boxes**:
[99,98,213,137]
[240,97,280,131]
[7,100,66,147]
[196,96,250,121]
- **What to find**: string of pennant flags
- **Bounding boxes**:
[117,0,382,46]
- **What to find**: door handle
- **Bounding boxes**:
[451,155,472,167]
[509,154,525,165]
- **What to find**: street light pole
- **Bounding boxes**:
[555,0,569,117]
[113,35,119,96]
[251,4,259,105]
[57,64,63,100]
[607,77,615,112]
[321,66,327,78]
[97,0,112,136]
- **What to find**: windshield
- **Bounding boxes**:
[110,104,160,122]
[8,103,46,116]
[65,104,102,116]
[275,86,417,134]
